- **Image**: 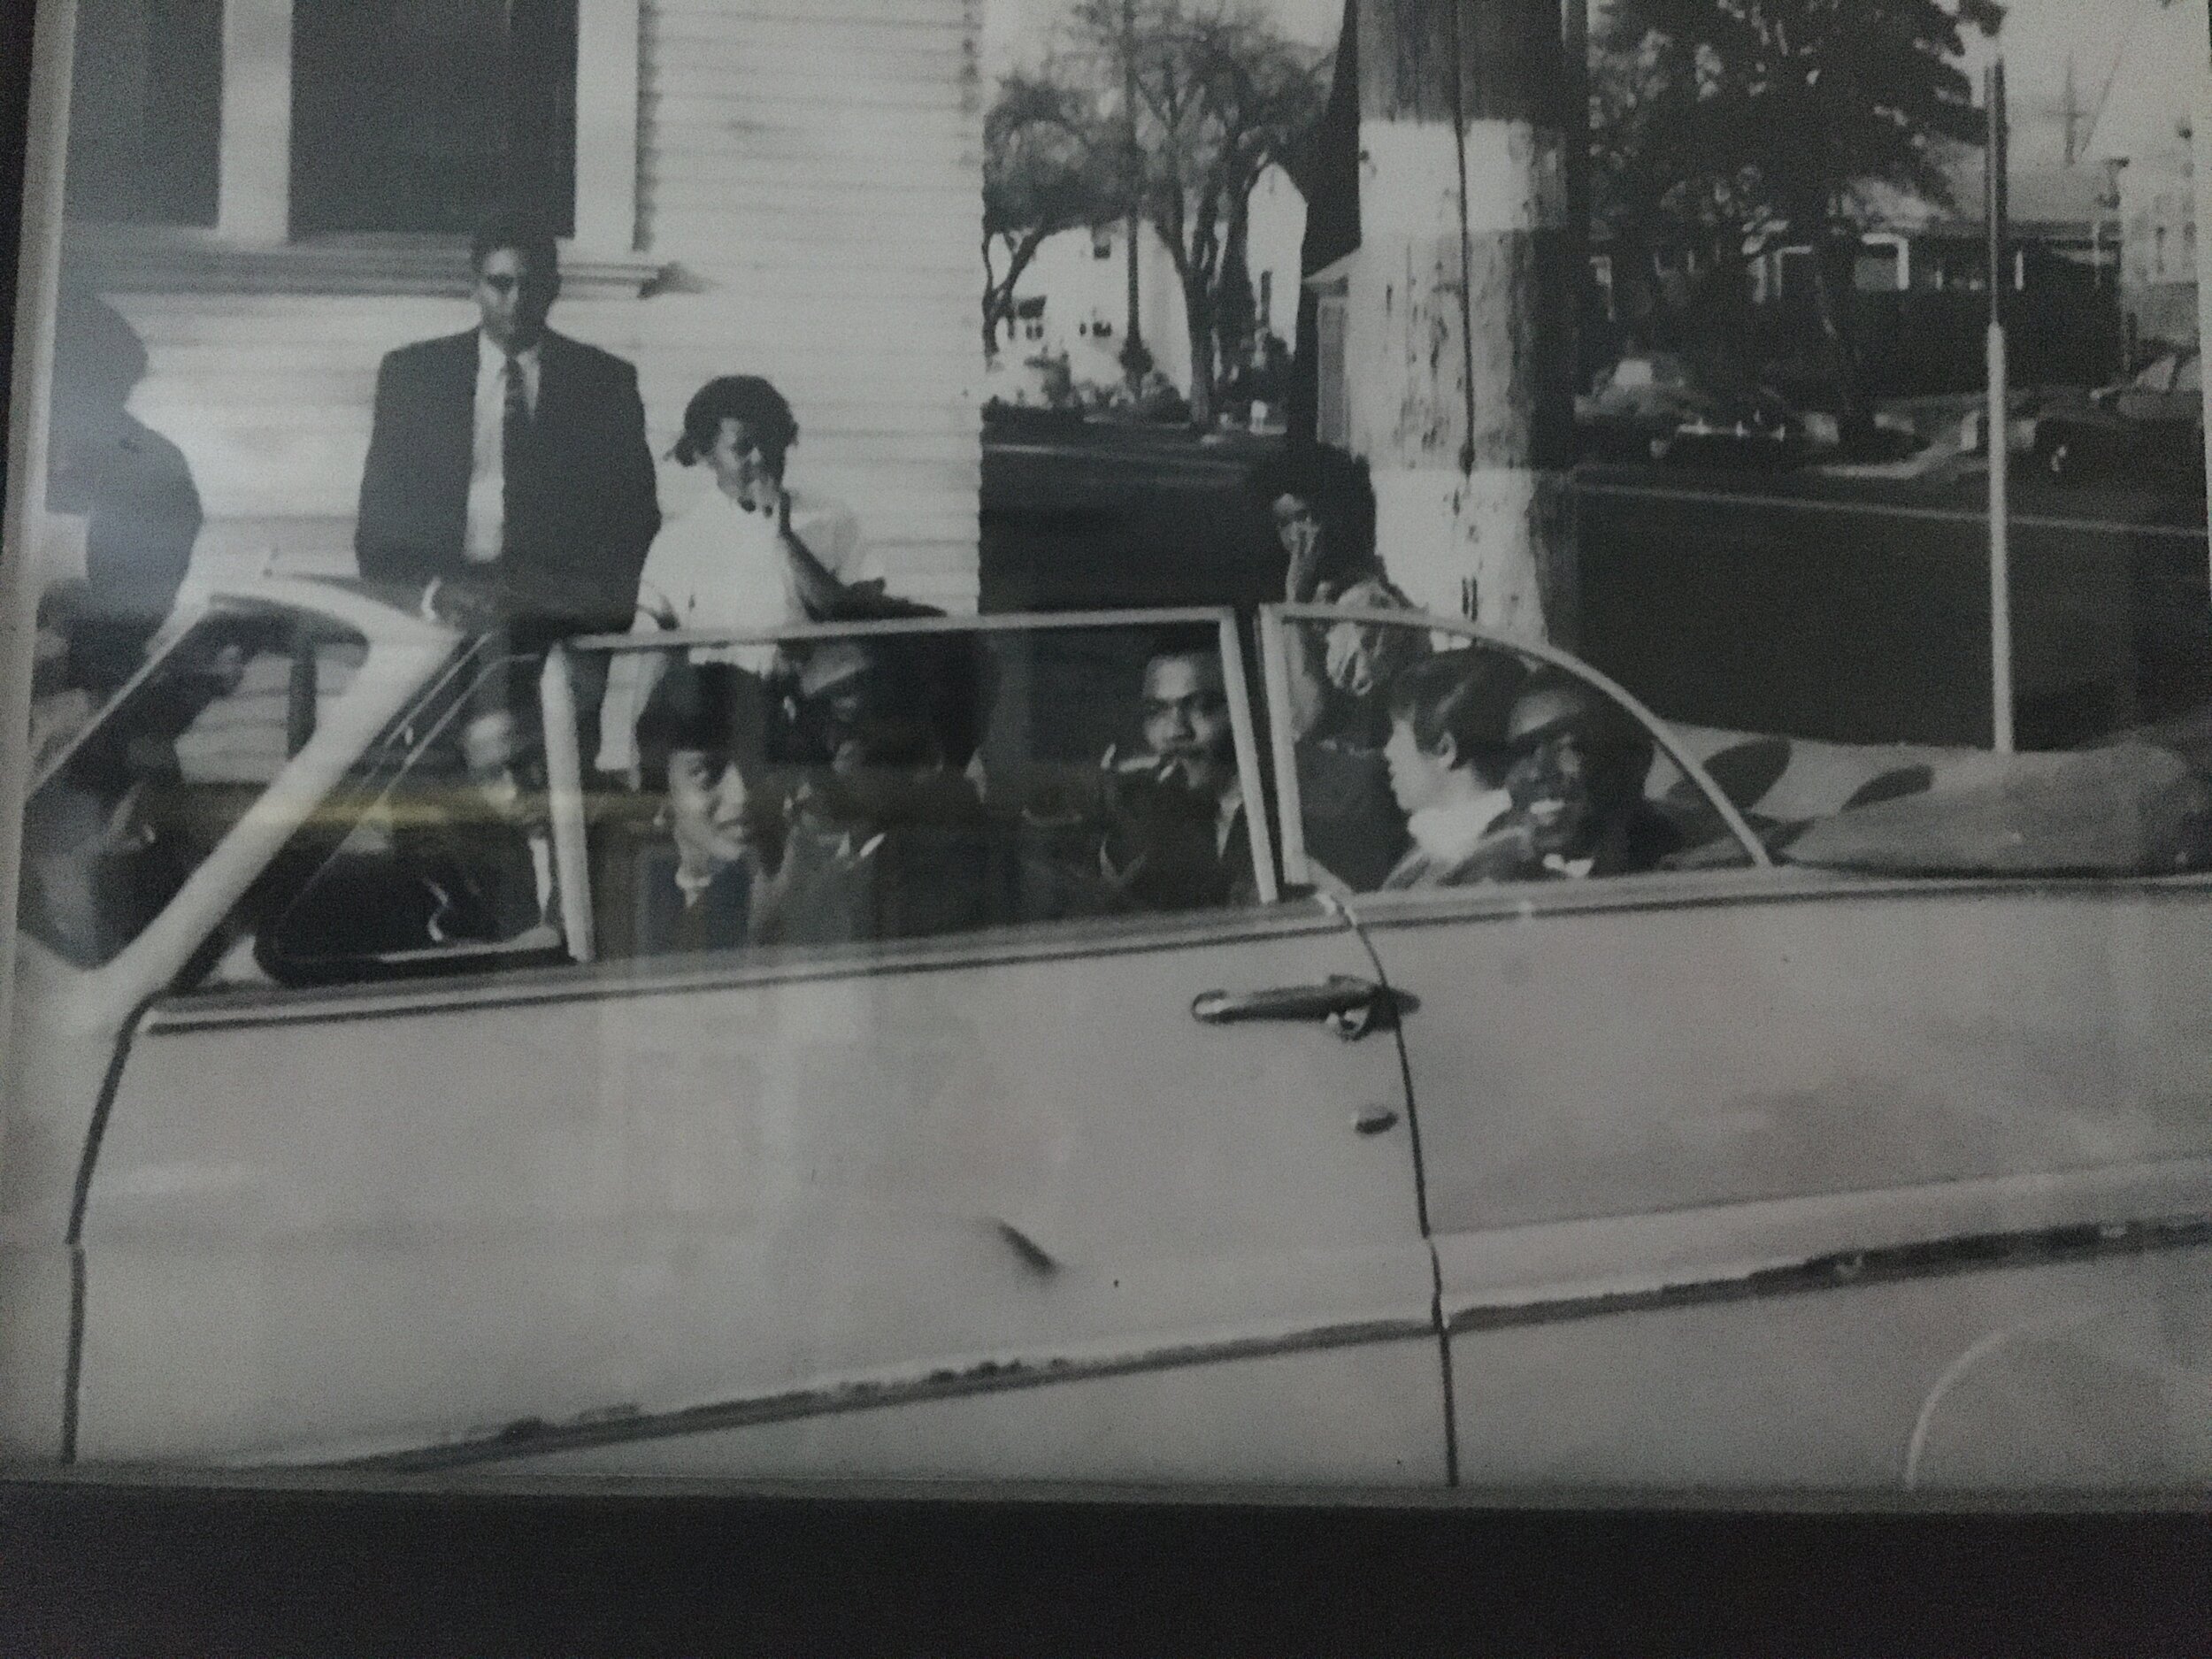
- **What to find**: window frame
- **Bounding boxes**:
[546,607,1280,969]
[1255,603,1769,896]
[57,0,650,296]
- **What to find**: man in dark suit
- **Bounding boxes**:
[355,213,661,635]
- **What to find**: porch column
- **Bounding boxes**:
[572,0,642,253]
[216,0,292,243]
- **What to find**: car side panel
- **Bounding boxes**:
[1370,876,2212,1489]
[75,917,1446,1479]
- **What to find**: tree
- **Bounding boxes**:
[1601,0,2004,437]
[982,75,1118,362]
[1053,1,1327,426]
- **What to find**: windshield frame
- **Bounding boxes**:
[1256,603,1771,890]
[553,607,1280,965]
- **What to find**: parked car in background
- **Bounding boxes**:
[2018,350,2204,488]
[1576,353,1809,469]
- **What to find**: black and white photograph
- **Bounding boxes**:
[4,0,2212,1538]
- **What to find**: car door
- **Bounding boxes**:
[2,586,456,1462]
[64,611,1448,1487]
[1260,603,2212,1493]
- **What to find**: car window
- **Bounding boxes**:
[565,614,1271,964]
[18,607,366,969]
[1609,359,1655,390]
[1263,607,1751,897]
[229,649,572,987]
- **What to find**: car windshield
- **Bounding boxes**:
[1267,606,2212,888]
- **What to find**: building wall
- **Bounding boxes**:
[72,0,987,614]
[2092,0,2203,358]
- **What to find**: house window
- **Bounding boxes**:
[1093,228,1114,259]
[1092,315,1112,339]
[60,0,643,267]
[2155,225,2169,279]
[1853,242,1903,293]
[291,0,577,237]
[1257,270,1273,329]
[63,0,224,227]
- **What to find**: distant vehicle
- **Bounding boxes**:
[1576,352,1808,468]
[2027,350,2205,488]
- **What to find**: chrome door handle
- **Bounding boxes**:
[1191,975,1416,1038]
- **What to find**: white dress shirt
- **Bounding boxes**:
[465,332,543,564]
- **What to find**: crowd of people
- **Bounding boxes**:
[28,211,1685,972]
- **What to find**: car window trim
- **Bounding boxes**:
[144,897,1353,1033]
[1257,603,1772,892]
[546,606,1279,971]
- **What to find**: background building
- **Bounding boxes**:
[2089,0,2206,357]
[56,0,987,612]
[992,164,1306,407]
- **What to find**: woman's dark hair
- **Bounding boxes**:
[1386,648,1527,780]
[634,659,770,790]
[1243,442,1379,579]
[674,376,800,467]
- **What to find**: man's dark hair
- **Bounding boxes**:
[470,211,561,275]
[1386,648,1527,779]
[634,659,770,791]
[673,375,801,467]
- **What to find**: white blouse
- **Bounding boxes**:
[595,484,875,772]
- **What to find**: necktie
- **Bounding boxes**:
[501,355,529,556]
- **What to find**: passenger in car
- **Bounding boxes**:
[1376,649,1529,889]
[1097,645,1254,910]
[620,659,779,956]
[748,642,995,946]
[1479,672,1684,880]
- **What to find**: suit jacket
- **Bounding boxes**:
[355,327,662,633]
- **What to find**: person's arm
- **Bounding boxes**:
[759,476,849,620]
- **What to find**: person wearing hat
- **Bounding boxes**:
[1481,671,1681,881]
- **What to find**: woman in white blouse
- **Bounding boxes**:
[597,376,879,774]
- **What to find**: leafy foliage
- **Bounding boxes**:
[1597,0,2004,426]
[983,74,1120,359]
[984,1,1325,421]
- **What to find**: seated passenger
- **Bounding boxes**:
[1100,645,1253,910]
[1480,672,1683,880]
[749,642,993,946]
[1378,649,1529,889]
[621,660,778,956]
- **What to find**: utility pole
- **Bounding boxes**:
[1985,53,2016,754]
[1344,0,1578,641]
[1121,0,1145,391]
[2062,50,2078,168]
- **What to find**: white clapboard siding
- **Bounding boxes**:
[96,0,984,615]
[634,0,984,608]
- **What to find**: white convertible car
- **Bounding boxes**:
[4,579,2209,1492]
